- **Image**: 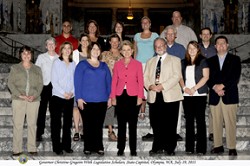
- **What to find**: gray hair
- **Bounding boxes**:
[165,25,177,34]
[45,37,56,45]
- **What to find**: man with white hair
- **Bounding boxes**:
[160,11,197,49]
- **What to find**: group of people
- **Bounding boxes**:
[7,10,241,157]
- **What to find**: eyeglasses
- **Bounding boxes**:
[155,44,165,49]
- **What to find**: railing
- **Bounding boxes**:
[229,40,250,56]
[0,35,43,62]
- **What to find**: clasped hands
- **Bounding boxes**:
[149,84,164,92]
[213,84,225,97]
[19,95,35,102]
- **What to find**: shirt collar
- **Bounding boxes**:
[157,52,167,61]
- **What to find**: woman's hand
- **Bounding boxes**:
[77,99,86,110]
[137,97,143,106]
[111,98,117,106]
[107,98,112,108]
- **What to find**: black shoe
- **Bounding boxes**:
[117,150,124,156]
[149,150,157,155]
[149,149,163,155]
[142,133,154,141]
[176,134,183,141]
[197,152,206,155]
[186,151,194,155]
[64,149,73,153]
[229,149,237,156]
[165,151,175,156]
[130,151,137,156]
[84,150,91,155]
[29,151,38,155]
[80,134,84,141]
[36,136,43,142]
[211,146,224,154]
[209,133,214,141]
[54,150,63,155]
[97,150,104,156]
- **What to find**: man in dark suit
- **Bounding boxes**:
[207,36,241,156]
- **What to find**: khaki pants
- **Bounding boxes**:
[12,100,40,153]
[210,98,237,149]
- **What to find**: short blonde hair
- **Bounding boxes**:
[141,16,151,24]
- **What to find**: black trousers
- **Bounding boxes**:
[36,83,52,138]
[50,96,74,152]
[183,96,207,153]
[149,92,179,153]
[116,90,140,152]
[80,102,107,152]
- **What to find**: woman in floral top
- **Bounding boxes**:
[101,33,123,141]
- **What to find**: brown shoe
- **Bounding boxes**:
[12,152,22,156]
[29,152,38,155]
[108,131,117,141]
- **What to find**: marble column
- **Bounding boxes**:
[112,8,117,28]
[143,8,148,16]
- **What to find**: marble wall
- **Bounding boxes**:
[201,0,250,34]
[214,34,250,61]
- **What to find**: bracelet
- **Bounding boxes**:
[182,86,186,91]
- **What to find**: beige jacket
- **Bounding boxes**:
[7,62,43,101]
[144,54,183,103]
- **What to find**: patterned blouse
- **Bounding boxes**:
[101,51,123,75]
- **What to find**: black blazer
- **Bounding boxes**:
[181,57,209,94]
[207,53,241,105]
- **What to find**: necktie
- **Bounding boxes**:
[155,57,162,84]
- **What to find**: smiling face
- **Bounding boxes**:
[61,43,73,60]
[110,37,120,49]
[141,18,151,30]
[121,45,133,58]
[187,43,198,58]
[90,44,101,59]
[115,23,123,34]
[88,22,97,34]
[165,28,176,44]
[21,49,32,62]
[80,36,89,48]
[154,39,167,56]
[62,21,72,35]
[200,29,212,43]
[215,38,229,55]
[46,40,56,52]
[172,11,182,27]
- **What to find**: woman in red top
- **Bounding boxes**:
[110,40,144,156]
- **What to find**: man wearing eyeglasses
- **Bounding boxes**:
[55,19,78,54]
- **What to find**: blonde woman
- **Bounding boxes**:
[110,40,144,156]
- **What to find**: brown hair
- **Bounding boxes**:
[78,33,90,52]
[59,41,73,62]
[185,41,204,66]
[85,20,100,37]
[19,45,33,60]
[87,42,102,60]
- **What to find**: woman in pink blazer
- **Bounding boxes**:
[110,40,144,156]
